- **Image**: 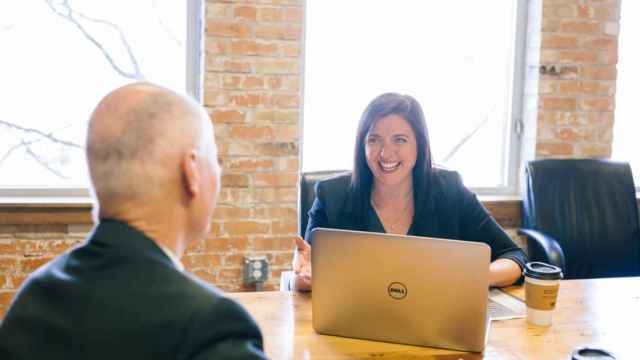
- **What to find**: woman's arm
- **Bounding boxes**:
[292,197,329,292]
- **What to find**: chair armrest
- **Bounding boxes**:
[517,228,566,271]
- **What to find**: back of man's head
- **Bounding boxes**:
[86,82,218,222]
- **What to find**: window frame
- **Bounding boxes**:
[300,0,529,196]
[0,0,204,204]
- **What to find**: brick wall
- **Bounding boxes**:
[0,0,626,318]
[536,0,620,158]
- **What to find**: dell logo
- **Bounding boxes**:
[387,282,408,300]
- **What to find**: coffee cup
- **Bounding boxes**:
[523,262,563,326]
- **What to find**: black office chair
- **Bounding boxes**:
[298,170,350,237]
[518,159,640,279]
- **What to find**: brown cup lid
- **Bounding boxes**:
[523,262,563,280]
[571,346,616,359]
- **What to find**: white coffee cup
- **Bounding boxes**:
[523,262,563,326]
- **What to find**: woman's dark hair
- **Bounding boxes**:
[350,93,433,228]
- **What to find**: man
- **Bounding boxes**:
[0,83,268,359]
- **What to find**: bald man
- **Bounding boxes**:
[0,83,268,359]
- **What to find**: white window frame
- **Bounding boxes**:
[0,0,204,204]
[300,0,529,196]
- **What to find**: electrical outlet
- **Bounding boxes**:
[243,255,269,286]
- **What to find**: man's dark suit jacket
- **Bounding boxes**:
[304,170,527,271]
[0,219,268,360]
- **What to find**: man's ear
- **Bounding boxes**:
[181,149,200,198]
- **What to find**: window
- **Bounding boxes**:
[302,0,526,193]
[0,0,202,199]
[612,1,640,188]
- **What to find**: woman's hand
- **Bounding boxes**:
[292,236,312,292]
[489,258,522,287]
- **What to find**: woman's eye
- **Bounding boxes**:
[367,137,380,144]
[394,138,407,144]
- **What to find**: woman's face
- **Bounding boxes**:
[365,114,418,188]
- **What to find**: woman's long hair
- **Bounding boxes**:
[350,93,433,228]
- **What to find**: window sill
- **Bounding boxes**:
[0,197,93,225]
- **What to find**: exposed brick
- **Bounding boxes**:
[537,142,574,156]
[224,221,270,236]
[579,36,617,50]
[255,24,301,40]
[255,59,300,74]
[234,5,257,21]
[183,254,223,269]
[253,237,295,251]
[543,4,577,18]
[252,206,297,220]
[213,206,252,220]
[20,257,53,273]
[0,258,18,273]
[212,110,246,123]
[253,110,299,123]
[206,20,253,38]
[540,96,577,110]
[271,222,297,235]
[0,291,17,307]
[253,188,297,203]
[204,237,250,253]
[581,66,616,80]
[254,172,298,187]
[254,142,298,156]
[542,34,579,48]
[540,49,599,64]
[221,174,250,188]
[558,20,601,34]
[230,40,279,56]
[579,97,614,111]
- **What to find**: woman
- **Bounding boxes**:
[293,93,526,291]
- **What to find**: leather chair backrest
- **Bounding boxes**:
[299,170,350,237]
[523,159,640,279]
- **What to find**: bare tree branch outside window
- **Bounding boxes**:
[0,1,184,183]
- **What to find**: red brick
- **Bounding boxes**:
[254,142,298,156]
[581,66,616,80]
[578,144,611,157]
[0,240,20,255]
[182,254,222,269]
[212,110,246,123]
[283,7,303,23]
[253,206,297,220]
[208,3,232,19]
[255,59,300,74]
[222,156,272,172]
[221,174,250,188]
[558,20,601,34]
[222,253,246,268]
[598,48,618,65]
[255,24,301,40]
[282,43,301,57]
[253,237,295,251]
[0,291,17,307]
[542,34,579,48]
[253,188,297,203]
[230,40,279,56]
[540,96,577,110]
[258,7,283,22]
[229,126,275,141]
[213,206,252,220]
[225,221,270,236]
[557,81,607,96]
[543,4,577,18]
[216,141,255,156]
[206,20,252,38]
[540,49,599,64]
[204,237,250,252]
[551,127,596,142]
[579,97,614,111]
[253,110,299,123]
[203,90,230,107]
[579,36,617,50]
[254,172,298,187]
[587,112,614,127]
[243,76,265,89]
[234,5,257,21]
[222,75,242,89]
[283,157,299,171]
[537,142,574,156]
[219,268,243,282]
[0,258,19,272]
[191,269,217,285]
[230,93,261,107]
[578,5,618,21]
[540,111,587,126]
[271,222,298,235]
[218,188,254,205]
[205,39,228,54]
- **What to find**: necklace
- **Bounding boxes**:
[370,193,413,232]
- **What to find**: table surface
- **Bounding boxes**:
[228,277,640,359]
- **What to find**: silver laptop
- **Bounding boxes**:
[311,228,491,352]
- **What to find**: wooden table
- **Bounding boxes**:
[229,277,640,359]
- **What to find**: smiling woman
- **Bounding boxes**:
[293,93,528,291]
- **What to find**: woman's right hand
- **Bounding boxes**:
[292,236,312,292]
